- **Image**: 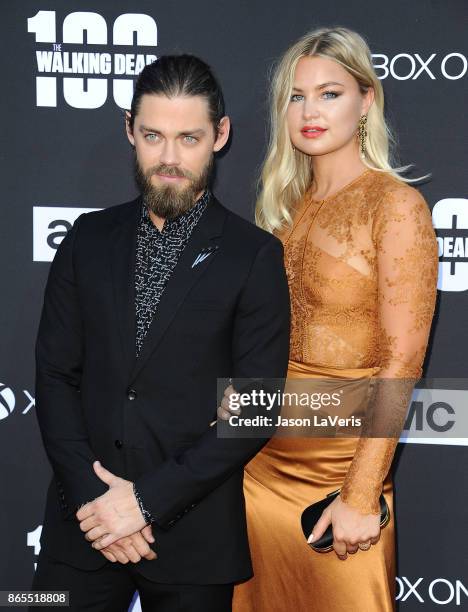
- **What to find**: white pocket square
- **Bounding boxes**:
[191,246,219,268]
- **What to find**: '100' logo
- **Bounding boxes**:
[27,11,158,109]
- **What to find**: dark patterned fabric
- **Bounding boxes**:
[134,190,210,357]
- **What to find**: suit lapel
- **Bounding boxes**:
[110,194,227,385]
[110,196,141,379]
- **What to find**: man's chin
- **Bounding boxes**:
[144,182,201,219]
[153,183,191,201]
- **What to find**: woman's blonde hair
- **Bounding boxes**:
[256,26,424,232]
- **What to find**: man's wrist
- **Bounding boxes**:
[133,483,155,525]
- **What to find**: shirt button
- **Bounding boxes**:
[114,439,124,449]
[127,388,137,401]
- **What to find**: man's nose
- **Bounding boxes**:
[159,140,180,166]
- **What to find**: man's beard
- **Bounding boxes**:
[134,154,213,220]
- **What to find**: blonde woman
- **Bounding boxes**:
[220,27,438,611]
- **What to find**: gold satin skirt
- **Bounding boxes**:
[232,360,396,612]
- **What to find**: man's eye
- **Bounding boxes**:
[145,133,159,141]
[290,94,304,102]
[183,135,198,144]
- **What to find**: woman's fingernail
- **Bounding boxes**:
[307,533,314,543]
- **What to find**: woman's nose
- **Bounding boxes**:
[302,100,320,120]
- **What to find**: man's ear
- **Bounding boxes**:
[125,110,135,146]
[213,116,230,153]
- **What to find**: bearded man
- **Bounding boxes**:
[31,54,290,611]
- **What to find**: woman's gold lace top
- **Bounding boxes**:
[275,168,439,514]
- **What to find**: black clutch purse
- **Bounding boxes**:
[301,489,390,552]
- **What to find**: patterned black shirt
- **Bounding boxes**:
[134,190,210,357]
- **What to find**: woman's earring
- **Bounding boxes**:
[358,114,367,158]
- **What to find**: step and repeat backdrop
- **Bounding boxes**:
[0,1,466,610]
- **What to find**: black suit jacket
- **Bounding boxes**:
[35,193,290,584]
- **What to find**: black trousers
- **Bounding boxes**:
[30,550,234,612]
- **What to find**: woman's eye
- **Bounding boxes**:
[322,91,339,99]
[290,94,304,102]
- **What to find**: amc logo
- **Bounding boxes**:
[33,206,101,262]
[399,388,468,446]
[404,400,455,433]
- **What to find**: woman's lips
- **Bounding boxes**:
[301,127,327,139]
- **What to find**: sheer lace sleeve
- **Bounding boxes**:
[340,183,439,514]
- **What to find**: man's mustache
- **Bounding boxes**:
[147,165,196,180]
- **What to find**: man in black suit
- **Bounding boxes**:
[31,55,290,611]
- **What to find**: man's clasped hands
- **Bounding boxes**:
[75,461,157,564]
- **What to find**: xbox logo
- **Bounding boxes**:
[0,383,15,420]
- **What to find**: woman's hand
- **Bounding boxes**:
[309,494,381,560]
[217,384,241,420]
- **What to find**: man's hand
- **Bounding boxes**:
[76,461,147,550]
[98,525,157,563]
